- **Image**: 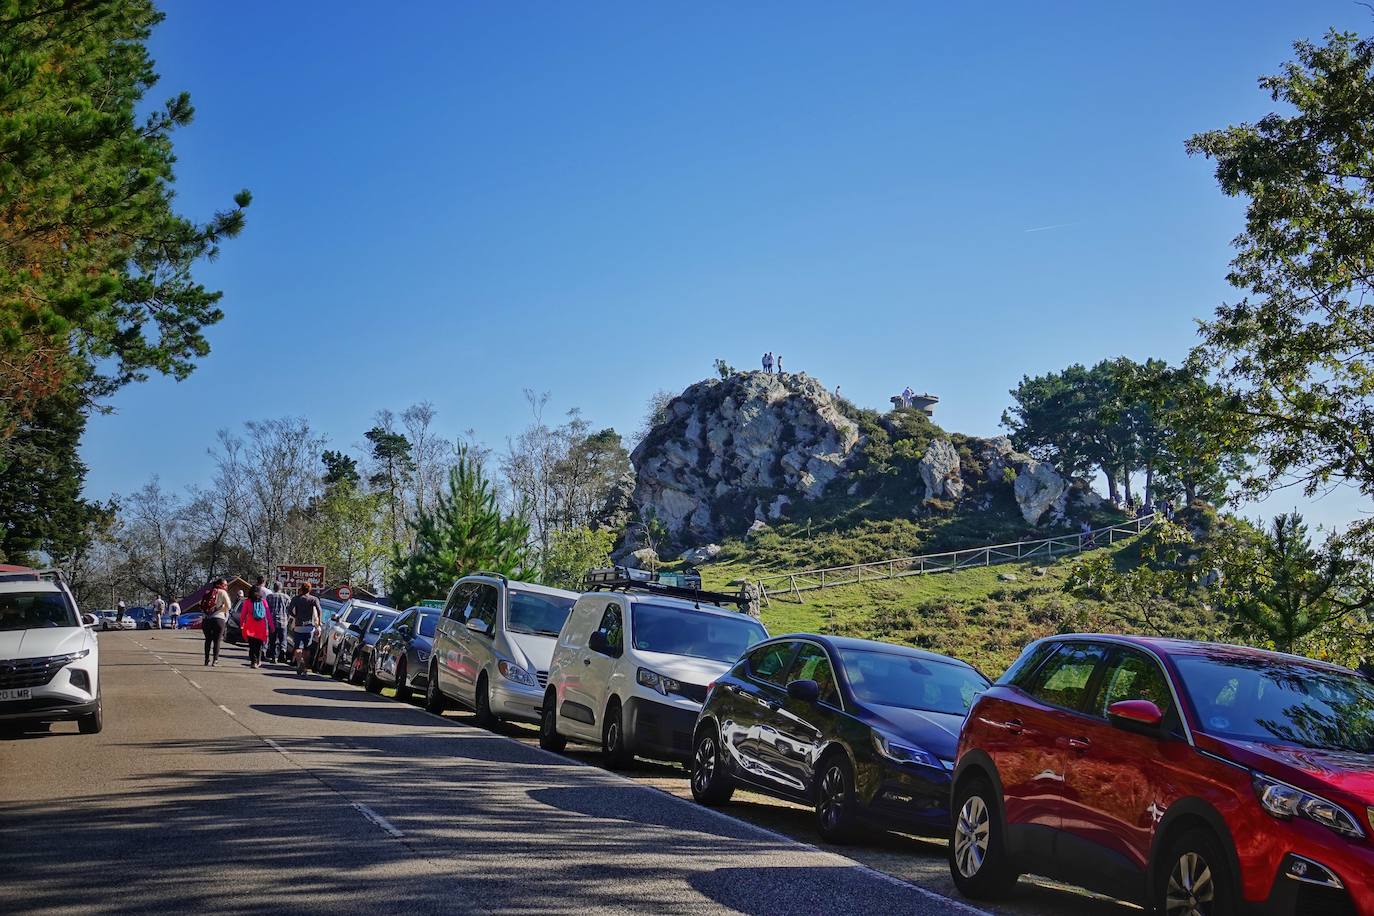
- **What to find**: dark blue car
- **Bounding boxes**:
[690,634,989,842]
[366,607,439,700]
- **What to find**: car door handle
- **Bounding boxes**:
[1066,737,1091,753]
[1003,718,1024,735]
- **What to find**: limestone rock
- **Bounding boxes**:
[1012,458,1070,525]
[678,544,722,565]
[919,438,963,502]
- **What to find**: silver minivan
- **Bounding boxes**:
[425,573,579,726]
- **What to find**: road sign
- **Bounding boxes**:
[337,585,353,601]
[277,564,326,592]
[419,599,445,609]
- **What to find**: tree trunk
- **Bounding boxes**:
[1144,464,1154,507]
[1123,471,1134,505]
[1104,467,1120,505]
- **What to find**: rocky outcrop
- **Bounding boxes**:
[630,372,860,544]
[679,544,722,564]
[980,435,1070,525]
[919,439,963,502]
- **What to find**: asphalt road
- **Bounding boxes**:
[0,632,1135,916]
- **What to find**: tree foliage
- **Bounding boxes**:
[541,526,615,591]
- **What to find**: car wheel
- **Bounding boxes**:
[364,659,382,693]
[473,674,498,728]
[814,753,859,843]
[424,661,447,714]
[1154,828,1235,916]
[77,696,103,735]
[393,659,411,702]
[539,690,566,752]
[601,697,633,769]
[948,775,1019,899]
[331,650,346,679]
[690,725,735,805]
[349,653,366,685]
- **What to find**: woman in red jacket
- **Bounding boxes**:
[238,586,276,669]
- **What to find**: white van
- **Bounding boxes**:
[0,569,102,734]
[425,574,579,726]
[540,587,768,766]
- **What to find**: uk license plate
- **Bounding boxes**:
[0,688,32,702]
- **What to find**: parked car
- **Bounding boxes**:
[96,610,134,631]
[425,574,579,726]
[176,611,204,630]
[0,570,102,734]
[318,599,376,674]
[125,606,154,629]
[691,634,990,842]
[334,604,399,685]
[950,635,1374,915]
[368,606,439,700]
[540,588,768,765]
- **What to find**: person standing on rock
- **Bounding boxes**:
[762,352,773,374]
[776,354,784,375]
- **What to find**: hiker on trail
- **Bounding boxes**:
[264,580,290,664]
[205,578,230,666]
[762,352,773,374]
[1080,519,1096,548]
[238,584,275,669]
[151,595,166,629]
[834,385,841,398]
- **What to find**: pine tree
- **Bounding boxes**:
[387,447,533,607]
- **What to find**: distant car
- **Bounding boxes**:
[0,570,102,734]
[690,634,990,842]
[318,599,379,674]
[126,606,154,629]
[97,610,134,631]
[368,607,439,700]
[336,606,400,685]
[176,611,204,630]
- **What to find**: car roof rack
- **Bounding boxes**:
[473,571,509,583]
[582,566,744,610]
[0,567,68,586]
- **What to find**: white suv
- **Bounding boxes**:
[540,587,768,766]
[426,574,579,727]
[0,570,102,734]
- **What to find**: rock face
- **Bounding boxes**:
[630,372,860,544]
[919,439,963,502]
[981,435,1070,525]
[678,544,722,564]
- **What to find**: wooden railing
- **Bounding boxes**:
[755,513,1156,604]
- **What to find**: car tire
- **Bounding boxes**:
[331,651,346,679]
[949,775,1019,899]
[539,690,566,752]
[424,661,447,714]
[473,674,498,728]
[394,659,411,703]
[814,752,860,843]
[690,724,734,805]
[77,696,103,735]
[349,653,366,685]
[601,697,633,769]
[364,660,382,693]
[1152,827,1235,916]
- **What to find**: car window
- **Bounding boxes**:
[629,603,768,663]
[418,613,438,639]
[1026,642,1107,711]
[507,590,575,637]
[471,586,498,630]
[595,604,623,652]
[748,642,798,686]
[368,612,398,635]
[1002,641,1059,688]
[838,648,989,715]
[0,590,77,630]
[789,643,840,706]
[443,583,474,621]
[1093,649,1176,720]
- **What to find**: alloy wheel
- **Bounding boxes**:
[1165,852,1215,916]
[818,765,846,830]
[954,795,991,878]
[693,737,717,793]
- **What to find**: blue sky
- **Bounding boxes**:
[83,0,1372,531]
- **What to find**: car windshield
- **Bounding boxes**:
[368,611,398,635]
[506,590,575,637]
[630,604,767,663]
[0,590,78,630]
[1175,653,1374,754]
[839,649,989,715]
[418,613,438,639]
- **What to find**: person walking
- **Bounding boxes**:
[287,583,323,675]
[264,580,290,663]
[168,599,181,630]
[151,595,166,630]
[204,579,230,666]
[238,585,274,669]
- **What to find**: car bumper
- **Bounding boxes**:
[623,695,699,762]
[858,758,953,838]
[490,679,545,724]
[0,663,100,723]
[1240,817,1374,916]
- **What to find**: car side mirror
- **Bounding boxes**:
[588,630,620,657]
[465,618,491,637]
[349,623,364,634]
[1107,699,1164,731]
[81,613,97,628]
[786,679,821,703]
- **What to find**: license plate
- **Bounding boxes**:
[0,688,32,702]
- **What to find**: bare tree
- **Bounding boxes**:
[119,478,199,602]
[403,401,455,519]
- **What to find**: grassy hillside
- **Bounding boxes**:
[700,534,1222,677]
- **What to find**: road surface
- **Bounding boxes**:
[0,632,1134,915]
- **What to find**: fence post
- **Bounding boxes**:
[820,569,826,590]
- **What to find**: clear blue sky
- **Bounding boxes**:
[83,0,1372,531]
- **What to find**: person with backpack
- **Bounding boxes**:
[238,585,275,669]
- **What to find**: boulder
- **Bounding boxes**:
[626,547,661,570]
[1012,458,1070,525]
[678,544,722,564]
[746,520,770,539]
[919,438,963,502]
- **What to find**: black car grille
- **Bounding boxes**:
[536,670,548,688]
[0,657,67,690]
[1295,884,1357,916]
[674,682,709,703]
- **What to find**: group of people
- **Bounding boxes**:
[760,351,785,375]
[200,576,323,670]
[112,596,182,627]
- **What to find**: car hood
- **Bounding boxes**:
[0,627,92,660]
[865,704,966,760]
[1201,734,1374,805]
[507,632,558,672]
[634,651,731,687]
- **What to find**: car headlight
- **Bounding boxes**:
[50,650,91,666]
[1252,772,1365,838]
[872,730,946,770]
[497,659,538,687]
[637,667,682,697]
[416,650,430,664]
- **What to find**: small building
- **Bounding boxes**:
[890,392,939,417]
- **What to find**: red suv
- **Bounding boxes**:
[950,635,1374,915]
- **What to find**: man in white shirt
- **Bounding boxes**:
[151,596,166,629]
[168,600,182,629]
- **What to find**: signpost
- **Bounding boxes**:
[276,564,326,592]
[337,585,353,601]
[419,599,445,609]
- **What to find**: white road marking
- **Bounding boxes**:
[353,803,404,838]
[263,737,289,756]
[218,704,236,717]
[188,680,201,689]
